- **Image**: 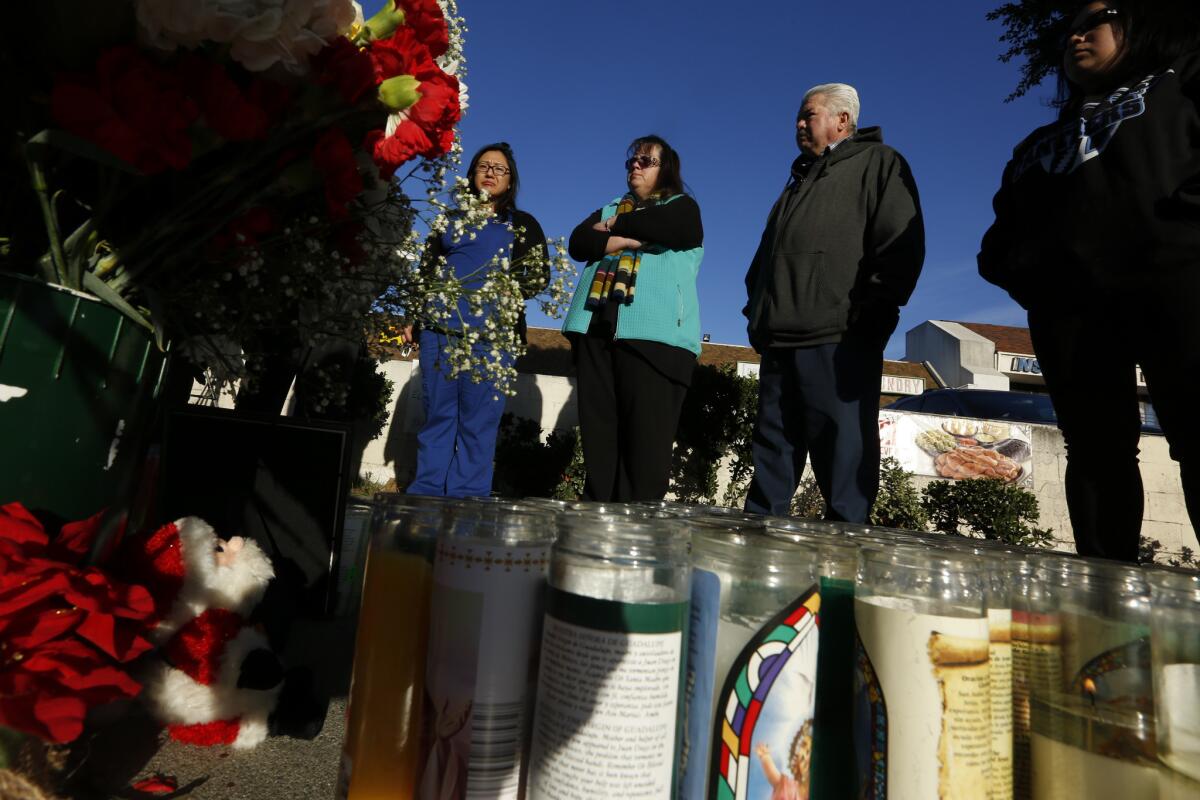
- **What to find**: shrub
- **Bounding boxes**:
[492,414,581,499]
[673,364,758,505]
[789,473,827,519]
[1139,537,1198,569]
[870,457,929,530]
[922,478,1054,548]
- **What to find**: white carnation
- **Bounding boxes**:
[135,0,361,73]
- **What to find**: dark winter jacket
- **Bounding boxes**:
[979,52,1200,309]
[742,127,925,351]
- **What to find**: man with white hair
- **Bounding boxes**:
[742,83,925,521]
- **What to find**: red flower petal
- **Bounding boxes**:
[399,0,450,58]
[313,37,375,103]
[169,719,241,746]
[312,127,364,219]
[366,121,432,177]
[0,503,49,548]
[132,774,179,794]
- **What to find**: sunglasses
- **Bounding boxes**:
[1062,7,1119,44]
[625,155,661,171]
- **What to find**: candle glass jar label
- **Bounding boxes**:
[691,580,820,800]
[340,548,435,800]
[988,607,1013,800]
[417,540,551,800]
[527,587,688,799]
[1012,610,1063,799]
[854,598,992,800]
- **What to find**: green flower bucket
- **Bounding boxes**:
[0,272,166,520]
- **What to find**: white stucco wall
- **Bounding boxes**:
[360,361,1197,560]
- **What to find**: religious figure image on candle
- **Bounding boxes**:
[417,585,484,800]
[707,588,820,799]
[755,721,813,800]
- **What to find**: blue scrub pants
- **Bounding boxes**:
[407,330,509,498]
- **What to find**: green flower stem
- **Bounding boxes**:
[26,156,70,287]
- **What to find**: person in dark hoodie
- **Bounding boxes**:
[979,1,1200,562]
[742,83,924,521]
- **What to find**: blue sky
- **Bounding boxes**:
[454,0,1057,359]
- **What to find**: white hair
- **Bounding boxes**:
[803,83,860,133]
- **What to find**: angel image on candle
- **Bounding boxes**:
[755,719,814,800]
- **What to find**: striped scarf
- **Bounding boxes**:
[584,195,641,310]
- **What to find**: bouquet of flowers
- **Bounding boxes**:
[1,0,572,407]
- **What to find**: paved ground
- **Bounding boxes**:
[63,616,357,800]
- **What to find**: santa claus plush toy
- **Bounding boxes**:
[123,517,284,749]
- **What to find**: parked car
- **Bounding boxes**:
[884,389,1163,435]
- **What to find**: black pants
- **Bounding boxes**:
[1029,287,1200,562]
[744,325,889,522]
[573,333,690,502]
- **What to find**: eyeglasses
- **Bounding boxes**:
[475,162,510,176]
[1062,7,1119,44]
[625,155,661,171]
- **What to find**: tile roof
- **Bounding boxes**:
[951,321,1034,356]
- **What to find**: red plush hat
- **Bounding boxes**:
[121,518,274,642]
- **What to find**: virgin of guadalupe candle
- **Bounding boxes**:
[680,522,821,800]
[527,510,691,800]
[338,496,450,800]
[416,502,557,800]
[766,524,860,800]
[854,545,992,800]
[1150,568,1200,786]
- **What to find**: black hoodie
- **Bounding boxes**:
[743,127,925,351]
[979,52,1200,309]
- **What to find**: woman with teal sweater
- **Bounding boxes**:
[562,134,704,501]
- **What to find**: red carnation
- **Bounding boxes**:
[399,0,450,58]
[406,71,460,155]
[312,127,364,219]
[179,55,270,142]
[368,25,440,84]
[313,37,376,104]
[51,46,198,174]
[365,121,432,178]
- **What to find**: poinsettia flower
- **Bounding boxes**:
[0,504,155,742]
[0,503,50,549]
[1,639,142,743]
